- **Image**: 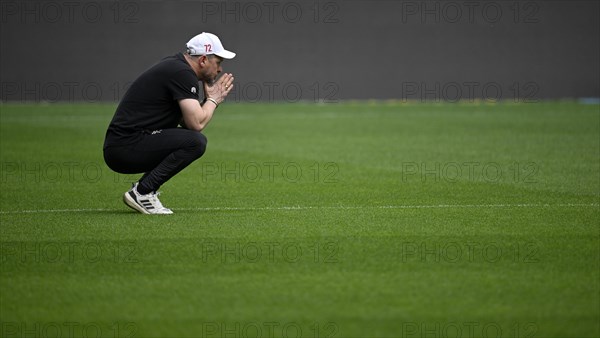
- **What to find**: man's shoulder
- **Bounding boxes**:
[135,53,188,79]
[137,53,196,85]
[155,53,191,71]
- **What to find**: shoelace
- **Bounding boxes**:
[148,191,166,210]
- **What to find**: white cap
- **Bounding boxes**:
[186,32,236,59]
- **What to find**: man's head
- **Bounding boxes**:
[184,32,235,83]
[186,54,223,84]
[186,32,235,59]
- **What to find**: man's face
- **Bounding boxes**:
[199,55,224,84]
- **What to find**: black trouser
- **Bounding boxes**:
[104,129,207,195]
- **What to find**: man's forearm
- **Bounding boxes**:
[197,99,217,129]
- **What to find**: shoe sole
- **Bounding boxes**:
[123,191,174,215]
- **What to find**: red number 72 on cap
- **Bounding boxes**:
[204,44,212,52]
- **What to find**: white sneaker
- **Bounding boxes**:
[123,183,173,215]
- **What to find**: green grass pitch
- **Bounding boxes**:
[1,101,599,337]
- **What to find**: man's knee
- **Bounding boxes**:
[188,132,207,158]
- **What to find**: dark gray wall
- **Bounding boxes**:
[1,0,599,102]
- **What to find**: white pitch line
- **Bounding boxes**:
[0,203,597,215]
[0,208,113,214]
